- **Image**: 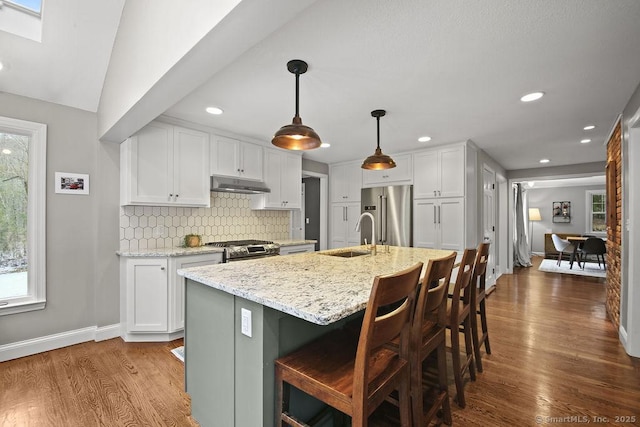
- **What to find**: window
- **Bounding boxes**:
[0,0,43,42]
[586,190,606,236]
[0,116,46,315]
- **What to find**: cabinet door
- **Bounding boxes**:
[170,253,223,332]
[262,149,284,208]
[126,258,168,333]
[173,126,210,206]
[281,153,302,208]
[345,203,362,246]
[330,204,348,248]
[127,122,173,205]
[330,162,362,203]
[240,142,264,181]
[413,199,438,248]
[439,198,465,250]
[439,146,465,198]
[413,150,440,199]
[362,154,413,187]
[279,244,315,255]
[211,135,240,177]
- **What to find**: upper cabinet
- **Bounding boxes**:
[329,161,363,203]
[210,135,263,181]
[121,121,210,207]
[362,154,413,187]
[251,148,302,209]
[413,145,464,199]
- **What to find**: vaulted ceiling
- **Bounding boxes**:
[2,0,640,171]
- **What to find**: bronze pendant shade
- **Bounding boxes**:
[272,60,322,150]
[362,110,396,170]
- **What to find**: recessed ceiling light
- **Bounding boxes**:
[2,148,11,154]
[580,139,591,144]
[205,106,223,115]
[320,142,331,148]
[583,125,596,130]
[539,158,550,164]
[528,181,535,187]
[520,92,545,102]
[418,136,432,142]
[0,61,3,71]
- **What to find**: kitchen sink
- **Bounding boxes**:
[321,250,370,258]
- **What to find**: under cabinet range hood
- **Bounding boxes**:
[210,176,271,194]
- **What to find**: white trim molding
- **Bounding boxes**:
[0,324,121,362]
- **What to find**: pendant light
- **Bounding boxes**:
[272,59,322,150]
[362,109,396,170]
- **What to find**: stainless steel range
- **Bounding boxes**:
[204,239,280,262]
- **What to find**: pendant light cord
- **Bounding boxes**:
[294,71,300,118]
[376,115,381,149]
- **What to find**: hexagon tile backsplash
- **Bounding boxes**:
[119,193,290,251]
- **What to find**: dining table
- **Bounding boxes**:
[567,236,588,269]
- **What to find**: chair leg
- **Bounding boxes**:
[450,323,465,408]
[398,374,411,427]
[436,343,452,425]
[470,304,483,373]
[479,299,491,355]
[411,351,424,427]
[557,252,562,266]
[463,317,476,382]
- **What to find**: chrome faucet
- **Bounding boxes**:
[355,212,376,255]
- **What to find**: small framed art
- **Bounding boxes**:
[552,201,570,223]
[55,172,89,195]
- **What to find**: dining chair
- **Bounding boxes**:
[551,234,578,267]
[470,242,491,373]
[446,248,478,408]
[274,262,423,427]
[579,237,607,269]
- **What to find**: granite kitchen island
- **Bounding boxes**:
[178,246,456,427]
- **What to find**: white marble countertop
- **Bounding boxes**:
[117,246,224,257]
[178,246,456,325]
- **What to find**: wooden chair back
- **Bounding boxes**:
[473,242,490,293]
[449,248,477,320]
[414,252,457,331]
[353,262,423,405]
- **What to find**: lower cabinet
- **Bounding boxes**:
[279,243,315,255]
[413,198,465,251]
[120,252,223,341]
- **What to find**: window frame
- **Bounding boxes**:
[585,189,606,237]
[0,116,47,316]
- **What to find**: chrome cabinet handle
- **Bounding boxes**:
[160,267,165,270]
[434,206,436,224]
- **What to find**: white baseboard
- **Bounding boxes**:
[0,323,121,362]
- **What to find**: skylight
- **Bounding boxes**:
[0,0,43,42]
[5,0,42,14]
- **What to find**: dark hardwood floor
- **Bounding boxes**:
[1,256,638,426]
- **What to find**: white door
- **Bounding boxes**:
[413,199,438,248]
[126,258,168,333]
[240,142,264,181]
[210,135,240,177]
[439,198,465,250]
[129,122,172,204]
[345,203,362,246]
[173,126,210,206]
[330,204,347,248]
[483,166,496,287]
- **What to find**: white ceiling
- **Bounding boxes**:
[2,0,640,171]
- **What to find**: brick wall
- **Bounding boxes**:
[606,121,622,328]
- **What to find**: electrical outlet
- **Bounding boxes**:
[241,308,252,337]
[306,218,310,224]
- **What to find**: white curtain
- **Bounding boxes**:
[513,183,532,267]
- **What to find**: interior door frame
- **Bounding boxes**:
[301,170,328,250]
[482,164,497,288]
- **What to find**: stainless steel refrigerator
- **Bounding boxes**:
[360,185,413,247]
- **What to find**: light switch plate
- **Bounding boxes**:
[241,308,252,337]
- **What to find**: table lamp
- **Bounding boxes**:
[528,208,542,254]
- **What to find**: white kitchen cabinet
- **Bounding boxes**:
[251,149,301,209]
[120,252,223,342]
[121,121,210,207]
[413,198,464,251]
[329,161,363,202]
[210,134,263,181]
[362,154,413,187]
[279,243,316,255]
[414,145,464,199]
[330,203,362,249]
[124,258,169,334]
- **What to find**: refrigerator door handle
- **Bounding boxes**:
[438,205,441,224]
[433,205,437,224]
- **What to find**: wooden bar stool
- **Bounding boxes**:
[410,252,456,426]
[274,262,423,427]
[446,248,477,408]
[470,242,491,373]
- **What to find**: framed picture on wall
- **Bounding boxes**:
[54,172,89,195]
[552,201,571,223]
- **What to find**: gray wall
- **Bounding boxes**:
[302,158,329,175]
[303,177,321,250]
[0,93,120,345]
[527,184,605,254]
